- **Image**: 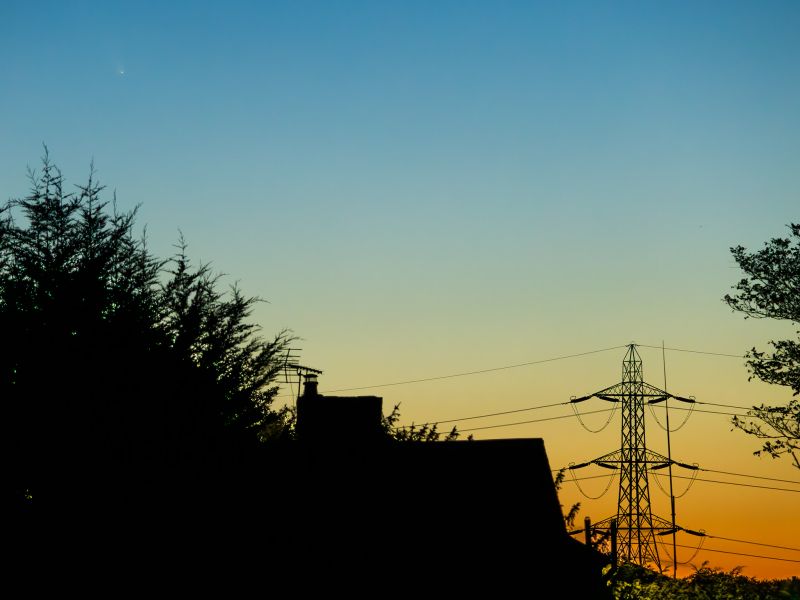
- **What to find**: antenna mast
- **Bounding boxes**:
[281,348,323,407]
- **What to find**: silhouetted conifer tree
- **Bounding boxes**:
[0,149,293,515]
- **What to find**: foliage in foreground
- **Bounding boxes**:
[381,402,465,441]
[553,472,798,599]
[610,562,800,600]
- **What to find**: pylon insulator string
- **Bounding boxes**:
[652,469,700,499]
[647,400,696,432]
[570,399,618,433]
[568,463,617,500]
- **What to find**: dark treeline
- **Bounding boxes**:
[6,152,794,594]
[0,151,297,526]
[0,151,459,532]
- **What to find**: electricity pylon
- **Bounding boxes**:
[569,344,699,571]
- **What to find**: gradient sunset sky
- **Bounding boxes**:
[2,0,799,579]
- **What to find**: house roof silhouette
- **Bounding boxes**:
[272,380,611,595]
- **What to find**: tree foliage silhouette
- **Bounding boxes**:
[381,403,465,441]
[0,149,293,511]
[724,223,800,470]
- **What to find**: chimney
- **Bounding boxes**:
[302,373,319,397]
[296,374,384,444]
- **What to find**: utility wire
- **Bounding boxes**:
[704,535,800,553]
[638,344,745,359]
[393,401,567,430]
[699,468,800,486]
[671,543,800,563]
[554,473,615,482]
[571,526,800,562]
[396,403,761,434]
[639,343,798,367]
[651,473,800,493]
[454,408,617,433]
[550,467,800,485]
[700,401,767,410]
[395,394,768,434]
[568,539,800,564]
[559,473,800,493]
[317,345,627,394]
[279,342,786,400]
[556,468,799,487]
[650,405,753,418]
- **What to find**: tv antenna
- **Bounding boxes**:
[281,347,323,407]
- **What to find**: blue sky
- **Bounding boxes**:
[2,1,800,576]
[3,0,799,408]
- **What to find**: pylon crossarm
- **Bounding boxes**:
[571,381,684,403]
[596,394,622,402]
[583,380,668,398]
[568,461,591,469]
[643,458,699,470]
[675,461,699,470]
[593,514,675,531]
[648,393,695,405]
[584,448,672,466]
[569,394,595,404]
[671,394,695,403]
[649,463,671,471]
[645,396,669,405]
[570,383,629,403]
[642,449,671,463]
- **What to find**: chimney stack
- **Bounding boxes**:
[302,373,319,397]
[296,373,384,443]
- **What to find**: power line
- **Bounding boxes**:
[641,343,796,368]
[671,542,800,563]
[555,467,800,487]
[393,401,567,430]
[638,344,745,359]
[278,341,788,400]
[395,403,759,434]
[555,473,614,482]
[279,344,780,400]
[559,472,799,493]
[700,468,800,486]
[699,401,764,411]
[651,405,753,418]
[392,393,768,434]
[651,473,800,493]
[317,345,627,394]
[454,408,617,433]
[705,535,800,553]
[573,520,800,562]
[393,395,764,434]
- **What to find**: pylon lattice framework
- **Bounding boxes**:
[570,344,698,570]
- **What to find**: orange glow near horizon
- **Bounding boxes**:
[282,342,800,581]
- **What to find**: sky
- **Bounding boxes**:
[2,0,799,580]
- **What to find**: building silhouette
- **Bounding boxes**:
[273,375,611,595]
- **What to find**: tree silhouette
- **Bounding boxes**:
[0,149,293,512]
[725,223,800,470]
[381,403,465,441]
